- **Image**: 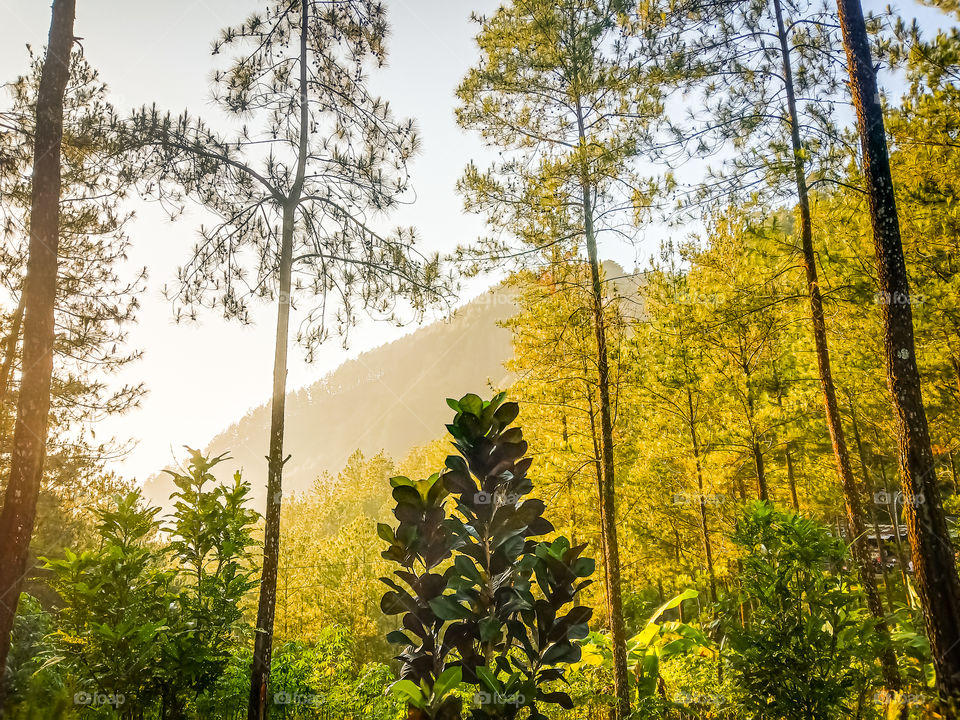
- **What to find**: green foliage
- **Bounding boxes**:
[577,589,713,712]
[42,488,172,713]
[276,450,398,662]
[1,594,72,719]
[727,502,879,719]
[380,393,595,720]
[39,451,258,719]
[157,450,259,713]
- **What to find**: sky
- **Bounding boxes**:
[0,0,516,483]
[0,0,952,484]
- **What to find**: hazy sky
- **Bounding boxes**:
[0,0,951,484]
[0,0,515,482]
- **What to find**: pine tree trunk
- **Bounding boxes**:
[580,183,629,719]
[752,440,768,501]
[744,383,768,500]
[0,295,25,414]
[575,93,629,717]
[835,0,960,705]
[247,201,294,720]
[949,447,958,495]
[0,0,74,698]
[247,5,309,718]
[785,444,799,511]
[773,0,902,691]
[585,378,612,620]
[686,387,718,603]
[773,364,800,511]
[848,394,896,613]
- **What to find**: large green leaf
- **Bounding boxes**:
[432,666,462,699]
[429,595,473,621]
[459,393,483,416]
[390,679,426,710]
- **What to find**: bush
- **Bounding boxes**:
[726,502,879,720]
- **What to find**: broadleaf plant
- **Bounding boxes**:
[380,393,595,720]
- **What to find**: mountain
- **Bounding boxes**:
[142,286,517,512]
[140,262,639,512]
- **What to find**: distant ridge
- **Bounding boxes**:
[142,286,517,512]
[141,261,638,512]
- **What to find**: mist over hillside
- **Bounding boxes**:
[142,287,517,511]
[140,263,639,512]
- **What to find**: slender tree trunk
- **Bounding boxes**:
[0,295,25,414]
[773,0,902,691]
[562,413,583,607]
[744,385,768,500]
[837,0,960,705]
[247,6,309,719]
[583,212,629,720]
[575,96,628,717]
[848,394,897,613]
[585,372,612,617]
[772,365,800,511]
[785,444,800,511]
[752,440,768,501]
[247,201,294,720]
[0,0,75,699]
[686,387,718,603]
[949,447,958,495]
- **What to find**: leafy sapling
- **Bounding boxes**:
[380,393,595,720]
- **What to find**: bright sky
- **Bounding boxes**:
[0,0,951,484]
[0,0,515,483]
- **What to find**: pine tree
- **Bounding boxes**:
[122,2,450,715]
[0,0,76,695]
[836,0,960,705]
[642,0,903,688]
[455,2,658,715]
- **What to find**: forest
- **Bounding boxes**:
[1,0,960,718]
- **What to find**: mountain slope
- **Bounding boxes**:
[141,262,638,512]
[142,288,516,511]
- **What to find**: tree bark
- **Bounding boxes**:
[574,92,628,718]
[0,0,75,699]
[785,444,799,511]
[949,446,958,495]
[686,386,718,604]
[582,198,629,720]
[0,295,25,414]
[773,0,902,690]
[848,395,896,613]
[772,364,800,511]
[247,5,309,719]
[745,384,768,501]
[752,440,768,501]
[835,0,960,705]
